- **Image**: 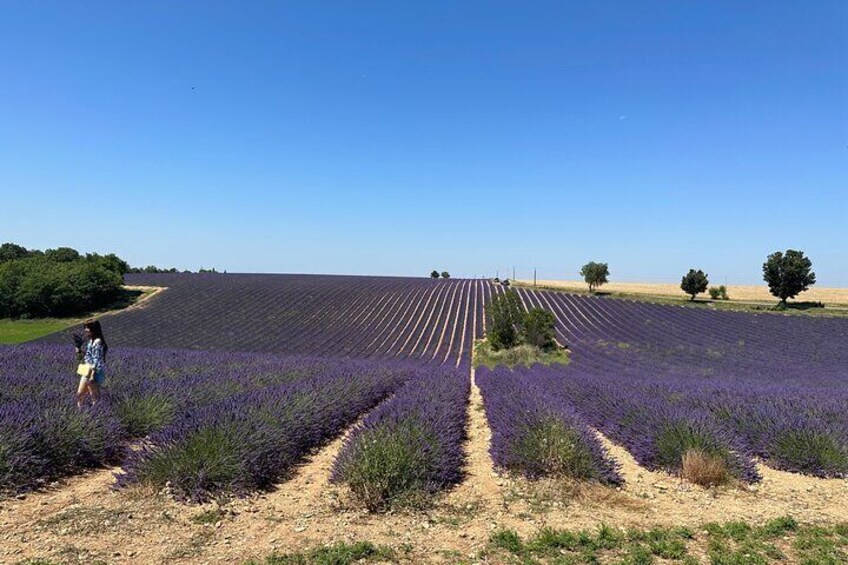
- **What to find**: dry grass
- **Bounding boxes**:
[521,279,848,305]
[681,450,730,487]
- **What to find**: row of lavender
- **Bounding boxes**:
[559,361,846,478]
[483,289,848,481]
[480,363,846,483]
[515,287,848,386]
[476,367,622,484]
[39,274,494,366]
[0,344,422,498]
[331,366,469,509]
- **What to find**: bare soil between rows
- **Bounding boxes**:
[2,377,846,564]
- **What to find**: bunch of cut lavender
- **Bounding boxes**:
[69,331,85,361]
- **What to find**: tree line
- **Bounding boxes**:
[0,243,128,318]
[0,242,211,319]
[578,249,817,306]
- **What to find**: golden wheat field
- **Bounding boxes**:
[519,279,848,306]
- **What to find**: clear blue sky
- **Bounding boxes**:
[2,1,846,284]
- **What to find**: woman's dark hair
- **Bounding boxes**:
[84,319,109,358]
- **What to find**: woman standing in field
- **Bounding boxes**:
[77,319,108,408]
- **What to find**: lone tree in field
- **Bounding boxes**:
[441,271,450,279]
[430,270,440,279]
[680,269,709,301]
[580,261,609,292]
[487,289,524,350]
[763,250,816,305]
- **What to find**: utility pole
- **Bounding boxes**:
[534,268,537,287]
[512,266,515,280]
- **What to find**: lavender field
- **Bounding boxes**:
[38,273,493,367]
[0,344,420,497]
[4,275,848,503]
[477,288,848,481]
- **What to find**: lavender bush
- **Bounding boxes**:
[477,366,622,484]
[531,366,761,483]
[0,396,124,493]
[118,367,406,501]
[331,366,469,511]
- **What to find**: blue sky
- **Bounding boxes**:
[2,1,846,284]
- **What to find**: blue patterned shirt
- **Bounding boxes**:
[84,339,106,373]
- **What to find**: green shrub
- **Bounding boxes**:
[487,289,524,350]
[523,308,556,350]
[709,287,721,300]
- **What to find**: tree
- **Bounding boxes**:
[763,250,816,305]
[487,289,524,350]
[0,256,122,318]
[44,247,81,263]
[430,270,440,279]
[441,271,450,279]
[523,308,556,350]
[580,262,609,292]
[680,269,709,301]
[86,253,130,276]
[0,243,30,263]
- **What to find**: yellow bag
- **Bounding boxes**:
[76,363,92,377]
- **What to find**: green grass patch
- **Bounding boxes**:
[0,318,77,344]
[246,541,396,565]
[190,508,226,525]
[483,517,848,565]
[473,339,570,369]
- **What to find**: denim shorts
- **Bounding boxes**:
[88,369,105,386]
